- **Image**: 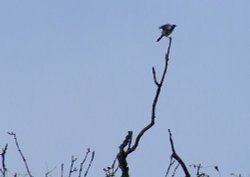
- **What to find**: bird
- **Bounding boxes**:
[156,24,176,42]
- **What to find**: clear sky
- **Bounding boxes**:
[0,1,250,177]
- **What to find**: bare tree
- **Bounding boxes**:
[1,35,245,177]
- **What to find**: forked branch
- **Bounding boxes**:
[168,129,191,177]
[115,38,173,177]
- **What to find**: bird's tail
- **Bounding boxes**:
[156,35,163,42]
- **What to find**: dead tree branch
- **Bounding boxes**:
[190,163,220,177]
[165,157,175,177]
[45,167,56,177]
[60,149,95,177]
[78,148,90,177]
[83,151,95,177]
[172,163,180,177]
[8,132,33,177]
[61,163,64,177]
[0,144,8,177]
[115,37,173,177]
[103,157,119,177]
[68,156,78,177]
[168,129,191,177]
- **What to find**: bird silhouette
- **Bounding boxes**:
[157,24,176,42]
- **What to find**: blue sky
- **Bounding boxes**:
[0,1,250,177]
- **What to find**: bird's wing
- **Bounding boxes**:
[159,24,172,30]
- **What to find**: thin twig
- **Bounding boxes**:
[152,67,159,86]
[112,158,119,175]
[103,157,119,177]
[171,163,180,177]
[165,157,175,177]
[61,163,64,177]
[83,151,95,177]
[8,132,33,177]
[0,144,8,177]
[45,167,56,177]
[68,156,77,177]
[168,129,190,177]
[78,148,90,177]
[196,164,202,177]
